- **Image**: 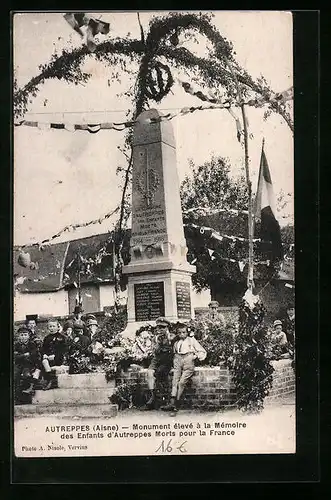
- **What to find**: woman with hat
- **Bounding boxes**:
[85,314,98,342]
[67,320,91,374]
[62,319,74,339]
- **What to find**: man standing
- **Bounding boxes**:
[25,314,42,347]
[208,301,226,326]
[141,317,175,411]
[282,303,295,349]
[161,321,206,415]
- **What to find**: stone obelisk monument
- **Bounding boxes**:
[122,109,195,333]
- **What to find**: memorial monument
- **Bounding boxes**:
[122,108,196,333]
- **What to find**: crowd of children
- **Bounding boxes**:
[14,306,107,404]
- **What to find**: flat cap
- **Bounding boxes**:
[155,317,171,327]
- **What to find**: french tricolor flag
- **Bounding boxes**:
[254,142,283,261]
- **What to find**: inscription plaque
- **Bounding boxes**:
[176,281,192,319]
[134,282,165,321]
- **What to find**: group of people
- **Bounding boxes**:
[14,301,295,411]
[14,306,104,403]
[14,308,207,415]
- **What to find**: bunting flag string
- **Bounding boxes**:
[183,206,249,216]
[205,249,270,269]
[20,206,120,250]
[14,102,235,132]
[185,222,261,243]
[183,205,290,219]
[63,13,110,52]
[179,79,293,109]
[14,83,292,133]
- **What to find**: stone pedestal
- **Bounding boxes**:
[122,109,195,335]
[126,265,195,324]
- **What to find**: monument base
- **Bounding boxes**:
[123,264,195,334]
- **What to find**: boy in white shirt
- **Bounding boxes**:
[161,321,206,415]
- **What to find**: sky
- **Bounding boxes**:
[13,11,293,246]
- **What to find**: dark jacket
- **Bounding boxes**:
[26,328,43,351]
[42,333,68,365]
[68,333,91,357]
[14,340,41,369]
[281,316,295,347]
[150,334,176,369]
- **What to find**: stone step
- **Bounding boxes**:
[14,403,118,418]
[57,373,113,389]
[33,388,115,405]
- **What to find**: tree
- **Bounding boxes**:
[181,155,279,293]
[181,156,248,217]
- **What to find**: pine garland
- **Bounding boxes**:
[14,12,292,129]
[230,298,274,413]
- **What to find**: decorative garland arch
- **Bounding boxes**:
[14,11,293,296]
[14,12,293,128]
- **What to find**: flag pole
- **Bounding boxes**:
[227,62,254,290]
[77,246,82,306]
[241,104,254,291]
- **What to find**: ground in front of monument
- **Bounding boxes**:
[14,403,295,457]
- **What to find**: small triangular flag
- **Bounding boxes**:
[238,261,245,273]
[207,248,214,258]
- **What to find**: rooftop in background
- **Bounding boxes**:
[14,213,294,293]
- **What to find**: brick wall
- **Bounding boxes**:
[265,359,296,405]
[116,359,295,410]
